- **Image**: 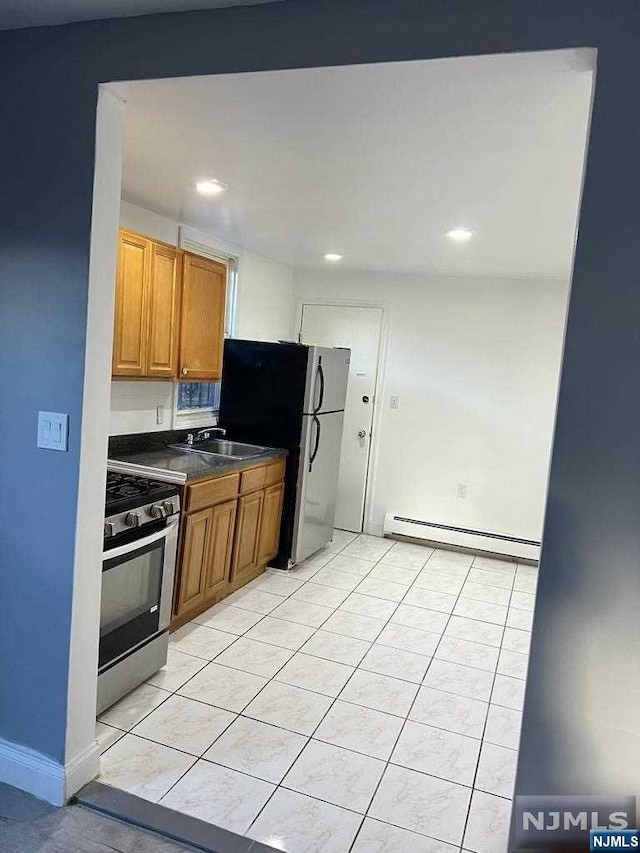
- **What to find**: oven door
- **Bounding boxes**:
[99,517,178,670]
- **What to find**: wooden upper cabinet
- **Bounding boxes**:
[179,252,227,381]
[112,229,180,379]
[146,242,180,378]
[112,231,148,377]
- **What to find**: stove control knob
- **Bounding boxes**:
[104,522,115,538]
[150,504,166,519]
[163,500,175,516]
[126,512,142,528]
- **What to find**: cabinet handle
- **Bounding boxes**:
[182,367,188,376]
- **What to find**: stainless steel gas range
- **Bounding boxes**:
[97,470,180,714]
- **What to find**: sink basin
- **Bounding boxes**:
[169,439,271,460]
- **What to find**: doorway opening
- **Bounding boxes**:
[79,46,596,851]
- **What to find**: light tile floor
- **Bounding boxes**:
[97,532,537,853]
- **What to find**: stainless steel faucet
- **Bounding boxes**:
[186,426,226,445]
[207,426,227,438]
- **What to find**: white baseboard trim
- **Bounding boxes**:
[383,513,540,561]
[65,741,101,801]
[0,736,99,806]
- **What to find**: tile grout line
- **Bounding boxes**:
[349,547,475,850]
[98,544,356,778]
[241,536,375,840]
[345,549,526,848]
[345,544,518,850]
[457,557,513,849]
[244,536,408,844]
[234,551,524,833]
[101,536,532,850]
[147,548,351,813]
[106,550,525,737]
[341,543,445,851]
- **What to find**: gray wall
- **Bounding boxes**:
[0,0,638,809]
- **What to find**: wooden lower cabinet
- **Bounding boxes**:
[172,461,285,628]
[175,499,237,616]
[257,482,284,567]
[175,507,211,613]
[204,500,237,597]
[231,490,264,584]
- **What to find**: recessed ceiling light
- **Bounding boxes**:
[324,253,343,262]
[195,178,227,196]
[446,227,474,243]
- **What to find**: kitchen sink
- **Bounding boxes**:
[169,439,271,460]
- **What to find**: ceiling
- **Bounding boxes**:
[0,0,277,30]
[114,49,595,278]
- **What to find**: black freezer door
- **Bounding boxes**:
[219,339,310,449]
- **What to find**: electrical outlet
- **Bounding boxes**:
[156,405,165,425]
[37,411,69,451]
[457,482,468,499]
[390,395,399,409]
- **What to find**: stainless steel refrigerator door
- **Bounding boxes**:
[292,410,345,564]
[302,346,350,415]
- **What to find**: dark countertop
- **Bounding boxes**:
[108,443,287,485]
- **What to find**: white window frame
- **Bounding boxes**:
[171,227,240,429]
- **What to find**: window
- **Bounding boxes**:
[225,261,238,338]
[172,380,220,429]
[177,381,221,412]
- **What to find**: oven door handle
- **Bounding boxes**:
[103,517,178,561]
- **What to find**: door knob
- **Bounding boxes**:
[362,395,370,403]
[358,429,367,438]
[182,367,188,375]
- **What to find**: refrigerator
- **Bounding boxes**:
[219,339,350,568]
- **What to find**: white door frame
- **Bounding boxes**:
[65,87,124,804]
[295,297,390,536]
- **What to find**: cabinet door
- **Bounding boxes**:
[175,507,211,615]
[179,252,226,380]
[204,499,237,598]
[257,482,284,567]
[112,231,149,377]
[146,243,180,378]
[231,491,264,582]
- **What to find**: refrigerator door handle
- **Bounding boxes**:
[314,361,325,413]
[309,414,321,471]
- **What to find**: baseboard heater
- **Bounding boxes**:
[383,513,540,562]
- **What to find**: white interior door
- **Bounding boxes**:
[300,304,383,533]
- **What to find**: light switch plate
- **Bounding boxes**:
[37,411,69,451]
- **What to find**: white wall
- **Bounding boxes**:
[110,380,175,435]
[110,202,296,434]
[120,200,179,244]
[295,269,569,542]
[236,251,295,342]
